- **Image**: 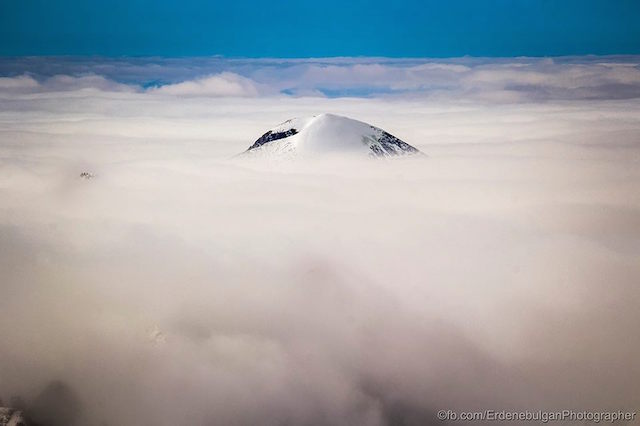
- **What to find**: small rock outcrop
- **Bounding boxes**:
[0,407,28,426]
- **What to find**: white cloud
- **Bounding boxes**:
[0,73,136,94]
[2,56,640,100]
[147,72,268,97]
[0,58,640,424]
[43,74,137,92]
[0,74,39,90]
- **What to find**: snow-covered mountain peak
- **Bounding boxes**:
[243,114,422,158]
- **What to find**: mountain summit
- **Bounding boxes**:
[243,114,422,158]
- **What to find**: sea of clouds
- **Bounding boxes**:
[1,56,639,425]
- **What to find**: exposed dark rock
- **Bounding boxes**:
[372,128,420,156]
[247,128,298,150]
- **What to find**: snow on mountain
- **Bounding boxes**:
[242,113,423,158]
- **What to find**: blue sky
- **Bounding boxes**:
[1,0,639,57]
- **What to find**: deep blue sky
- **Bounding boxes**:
[1,0,639,57]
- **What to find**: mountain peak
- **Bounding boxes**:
[243,114,422,158]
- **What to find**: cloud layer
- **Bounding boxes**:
[1,57,640,425]
[1,56,640,100]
